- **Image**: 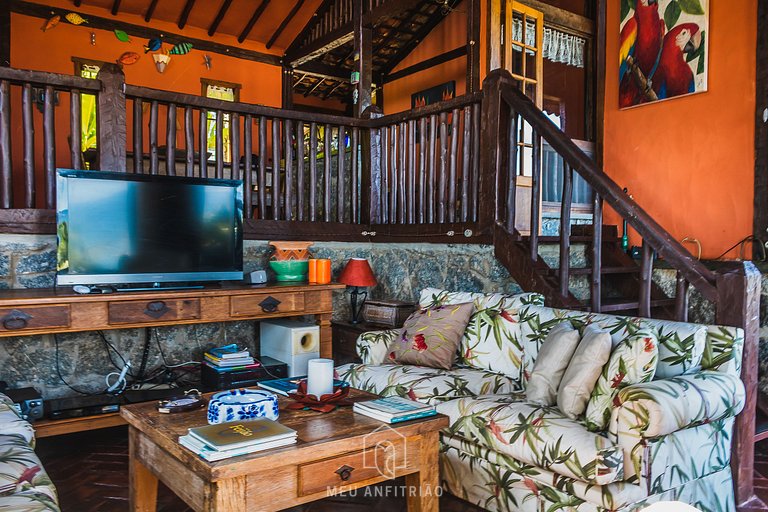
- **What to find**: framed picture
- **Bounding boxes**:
[411,81,456,109]
[619,0,708,109]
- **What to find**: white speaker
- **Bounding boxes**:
[259,319,320,377]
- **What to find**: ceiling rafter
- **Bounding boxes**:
[208,0,233,36]
[238,0,270,43]
[323,80,344,99]
[266,0,305,50]
[144,0,158,22]
[110,0,120,16]
[177,0,196,29]
[304,77,325,97]
[284,0,334,57]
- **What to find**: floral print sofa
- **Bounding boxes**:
[336,288,746,512]
[0,392,59,512]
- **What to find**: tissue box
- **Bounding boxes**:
[206,388,279,424]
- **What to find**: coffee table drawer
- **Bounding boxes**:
[297,439,406,496]
[108,298,201,325]
[0,305,70,332]
[230,292,305,317]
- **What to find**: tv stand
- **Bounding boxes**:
[0,282,345,437]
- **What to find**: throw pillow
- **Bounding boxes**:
[585,331,659,432]
[387,302,475,370]
[557,324,612,419]
[525,322,581,405]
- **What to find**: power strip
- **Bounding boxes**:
[129,383,174,391]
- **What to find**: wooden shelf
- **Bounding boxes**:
[34,413,126,438]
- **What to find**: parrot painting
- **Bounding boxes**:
[652,23,702,100]
[618,0,665,108]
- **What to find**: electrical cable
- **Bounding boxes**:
[54,333,101,396]
[713,235,768,261]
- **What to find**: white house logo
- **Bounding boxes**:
[362,424,406,479]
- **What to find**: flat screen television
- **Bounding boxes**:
[56,170,243,287]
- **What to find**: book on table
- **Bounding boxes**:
[179,434,296,462]
[179,418,297,456]
[258,376,349,396]
[352,396,437,423]
[203,353,255,367]
[207,344,251,360]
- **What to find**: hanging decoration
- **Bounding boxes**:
[169,42,193,55]
[41,14,60,32]
[114,29,131,42]
[153,53,171,73]
[65,13,88,25]
[203,54,212,70]
[117,51,140,66]
[144,38,162,53]
[90,32,96,46]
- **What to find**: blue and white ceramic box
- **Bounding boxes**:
[207,388,279,424]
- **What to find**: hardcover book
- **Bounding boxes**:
[179,433,296,462]
[188,418,296,451]
[353,396,435,422]
[258,376,348,396]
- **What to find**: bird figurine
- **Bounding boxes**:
[144,38,162,53]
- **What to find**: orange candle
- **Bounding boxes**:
[316,259,331,284]
[308,259,318,283]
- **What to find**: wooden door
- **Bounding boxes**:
[490,0,544,235]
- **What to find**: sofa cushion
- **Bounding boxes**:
[0,434,58,507]
[525,322,580,405]
[0,394,35,446]
[518,306,708,382]
[419,288,544,382]
[557,325,612,420]
[585,330,659,432]
[436,394,624,485]
[388,302,474,369]
[335,363,519,405]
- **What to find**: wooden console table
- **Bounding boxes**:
[0,282,345,437]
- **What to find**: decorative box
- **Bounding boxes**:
[361,299,417,328]
[206,388,279,424]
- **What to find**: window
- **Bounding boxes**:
[73,58,102,156]
[201,79,241,163]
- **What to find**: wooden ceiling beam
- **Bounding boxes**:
[266,0,305,50]
[295,61,348,82]
[208,0,233,36]
[73,0,82,6]
[304,77,325,97]
[238,0,270,43]
[144,0,158,22]
[323,80,344,100]
[110,0,120,15]
[177,0,196,29]
[284,0,334,58]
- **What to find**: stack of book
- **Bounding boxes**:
[258,376,348,396]
[353,396,437,423]
[179,418,297,462]
[203,345,257,373]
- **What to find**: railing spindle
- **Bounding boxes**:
[438,111,448,223]
[231,112,240,181]
[184,107,194,177]
[244,115,253,218]
[21,84,34,207]
[427,114,437,223]
[675,271,689,322]
[591,194,603,313]
[133,99,143,174]
[390,124,398,223]
[337,125,346,223]
[43,85,55,208]
[0,80,12,208]
[351,126,359,223]
[407,119,416,224]
[215,110,224,179]
[380,125,389,223]
[504,112,518,232]
[309,122,317,222]
[530,130,541,260]
[296,120,305,221]
[398,122,406,224]
[166,103,176,176]
[418,117,427,223]
[639,241,653,317]
[559,162,573,298]
[448,108,459,223]
[70,90,83,170]
[283,118,293,220]
[460,107,471,223]
[272,118,282,220]
[199,109,208,178]
[149,100,159,175]
[471,103,480,222]
[257,116,267,219]
[323,123,331,222]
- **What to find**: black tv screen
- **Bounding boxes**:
[56,170,243,286]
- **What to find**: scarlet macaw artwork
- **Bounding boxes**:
[619,0,708,109]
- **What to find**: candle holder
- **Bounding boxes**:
[286,380,352,413]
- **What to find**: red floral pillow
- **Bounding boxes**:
[386,302,475,370]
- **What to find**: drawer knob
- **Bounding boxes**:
[335,464,354,482]
[2,309,31,330]
[144,301,170,319]
[259,296,281,313]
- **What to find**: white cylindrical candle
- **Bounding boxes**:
[306,358,334,398]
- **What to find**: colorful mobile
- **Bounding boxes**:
[41,14,60,32]
[65,13,88,25]
[169,42,193,55]
[144,38,162,53]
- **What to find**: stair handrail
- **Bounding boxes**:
[486,70,718,302]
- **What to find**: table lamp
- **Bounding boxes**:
[337,258,377,324]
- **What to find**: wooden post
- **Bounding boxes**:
[282,65,294,110]
[466,0,480,93]
[353,0,372,117]
[97,64,127,172]
[360,105,382,225]
[0,1,9,67]
[715,261,761,508]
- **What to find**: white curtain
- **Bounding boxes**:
[510,18,586,68]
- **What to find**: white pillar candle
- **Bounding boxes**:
[306,358,334,398]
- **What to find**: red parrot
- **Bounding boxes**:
[652,23,702,100]
[619,0,665,108]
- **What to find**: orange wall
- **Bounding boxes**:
[604,1,757,259]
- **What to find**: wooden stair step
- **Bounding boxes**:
[546,266,640,277]
[533,235,621,243]
[599,298,676,313]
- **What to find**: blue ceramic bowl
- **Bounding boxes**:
[207,388,279,424]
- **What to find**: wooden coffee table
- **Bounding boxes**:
[120,389,448,512]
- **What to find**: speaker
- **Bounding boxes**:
[245,270,268,284]
[259,319,320,377]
